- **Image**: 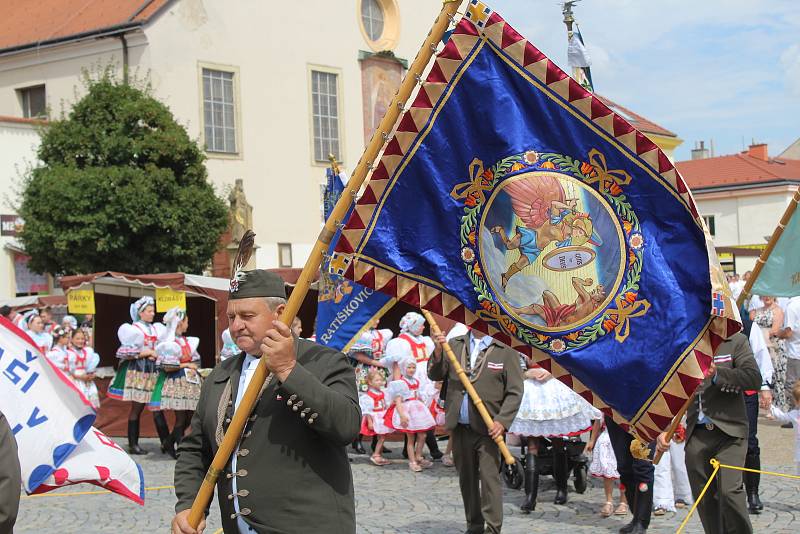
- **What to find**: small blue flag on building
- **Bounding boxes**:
[315,167,394,352]
[751,189,800,297]
[333,3,740,441]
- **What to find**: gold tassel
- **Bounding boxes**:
[629,438,650,460]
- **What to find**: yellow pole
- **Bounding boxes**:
[736,186,800,307]
[421,310,516,465]
[187,1,465,526]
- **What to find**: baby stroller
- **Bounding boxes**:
[502,435,589,509]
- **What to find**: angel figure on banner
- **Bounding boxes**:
[490,174,602,290]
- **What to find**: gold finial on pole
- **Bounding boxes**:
[328,153,341,175]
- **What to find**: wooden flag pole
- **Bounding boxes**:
[652,391,695,465]
[187,0,465,526]
[736,186,800,308]
[421,309,516,465]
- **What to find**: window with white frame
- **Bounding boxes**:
[311,70,341,163]
[18,85,46,118]
[202,69,237,153]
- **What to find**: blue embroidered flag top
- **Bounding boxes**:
[316,168,394,352]
[333,3,740,440]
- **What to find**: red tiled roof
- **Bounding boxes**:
[0,0,170,53]
[595,95,677,138]
[675,153,800,190]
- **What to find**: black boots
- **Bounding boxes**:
[620,481,653,533]
[352,436,367,455]
[744,453,763,514]
[426,430,443,460]
[153,411,176,459]
[520,453,539,513]
[127,419,148,455]
[552,443,568,505]
[171,424,186,452]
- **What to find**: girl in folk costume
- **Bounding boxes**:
[219,328,239,361]
[347,334,387,455]
[384,313,435,395]
[23,310,53,354]
[586,419,629,517]
[429,380,454,466]
[45,326,71,374]
[153,307,202,454]
[359,369,393,466]
[108,296,172,456]
[68,329,101,409]
[384,358,437,472]
[510,355,601,511]
[383,312,443,460]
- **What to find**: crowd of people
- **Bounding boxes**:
[3,283,799,534]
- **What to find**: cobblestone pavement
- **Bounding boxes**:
[15,418,799,533]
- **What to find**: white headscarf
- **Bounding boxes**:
[399,312,425,335]
[163,306,186,327]
[130,296,155,322]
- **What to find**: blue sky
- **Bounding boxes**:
[486,0,800,161]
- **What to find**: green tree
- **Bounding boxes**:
[18,71,229,275]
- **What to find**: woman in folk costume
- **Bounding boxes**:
[510,354,601,511]
[152,306,202,454]
[219,328,239,361]
[383,312,443,460]
[384,357,437,472]
[108,296,172,456]
[359,369,393,466]
[22,310,53,354]
[365,318,393,359]
[45,326,71,374]
[67,328,101,409]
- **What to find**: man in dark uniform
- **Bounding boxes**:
[171,270,361,534]
[429,329,524,534]
[605,417,654,534]
[657,331,761,534]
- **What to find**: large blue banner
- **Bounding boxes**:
[333,2,739,440]
[315,168,394,351]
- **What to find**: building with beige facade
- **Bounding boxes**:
[0,0,440,297]
[676,142,800,274]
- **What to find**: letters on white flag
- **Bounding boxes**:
[0,317,96,492]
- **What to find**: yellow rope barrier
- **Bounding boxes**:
[676,459,721,534]
[675,459,800,533]
[714,463,800,480]
[21,485,174,499]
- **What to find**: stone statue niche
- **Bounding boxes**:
[225,179,256,272]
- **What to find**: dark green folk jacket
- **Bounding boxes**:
[174,339,361,533]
